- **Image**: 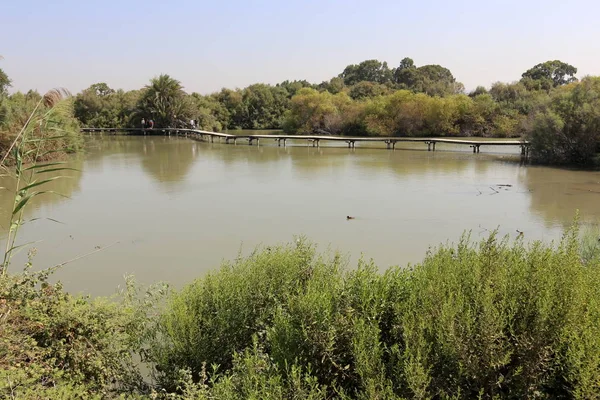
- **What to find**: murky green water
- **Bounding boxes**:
[1,134,599,296]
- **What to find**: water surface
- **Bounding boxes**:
[1,135,599,296]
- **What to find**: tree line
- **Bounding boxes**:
[1,57,599,165]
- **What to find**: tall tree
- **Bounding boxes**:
[136,74,193,128]
[339,60,393,86]
[521,60,578,90]
[393,57,418,87]
[394,58,462,96]
[318,77,345,94]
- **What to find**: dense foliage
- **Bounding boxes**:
[2,226,600,398]
[527,77,600,165]
[69,57,599,165]
[0,268,160,398]
[0,90,82,163]
[152,230,600,399]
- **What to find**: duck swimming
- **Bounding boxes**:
[346,216,355,220]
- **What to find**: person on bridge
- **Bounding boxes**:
[148,119,154,129]
[141,118,146,129]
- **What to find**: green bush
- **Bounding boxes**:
[527,77,600,166]
[152,239,345,389]
[155,228,600,399]
[0,264,163,399]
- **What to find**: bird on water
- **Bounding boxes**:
[347,216,355,220]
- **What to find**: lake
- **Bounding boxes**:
[1,133,599,296]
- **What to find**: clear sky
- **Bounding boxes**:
[2,0,599,94]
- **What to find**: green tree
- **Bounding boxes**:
[469,86,488,97]
[318,77,345,94]
[276,80,313,98]
[74,83,141,128]
[527,76,600,165]
[215,88,244,129]
[348,81,389,100]
[521,60,578,90]
[242,84,289,129]
[394,59,462,96]
[339,59,393,86]
[283,88,351,134]
[393,57,417,86]
[136,74,193,128]
[190,93,227,132]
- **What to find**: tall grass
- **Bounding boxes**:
[153,228,600,399]
[0,89,81,275]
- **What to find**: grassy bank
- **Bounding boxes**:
[1,226,599,399]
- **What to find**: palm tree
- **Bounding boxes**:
[135,74,193,128]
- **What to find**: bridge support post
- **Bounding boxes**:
[392,141,396,150]
[521,144,530,160]
[386,141,390,150]
[283,139,287,147]
[211,136,214,143]
[432,142,436,151]
[427,142,431,151]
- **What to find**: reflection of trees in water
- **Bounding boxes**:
[520,166,600,227]
[85,135,524,183]
[185,140,523,181]
[287,148,517,179]
[139,138,199,185]
[84,135,200,186]
[0,156,84,231]
[203,141,292,167]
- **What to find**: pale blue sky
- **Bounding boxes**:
[2,0,599,94]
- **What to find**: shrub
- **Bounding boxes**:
[527,77,600,166]
[0,264,163,398]
[152,239,345,389]
[155,228,600,398]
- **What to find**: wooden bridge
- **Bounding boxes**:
[81,128,531,156]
